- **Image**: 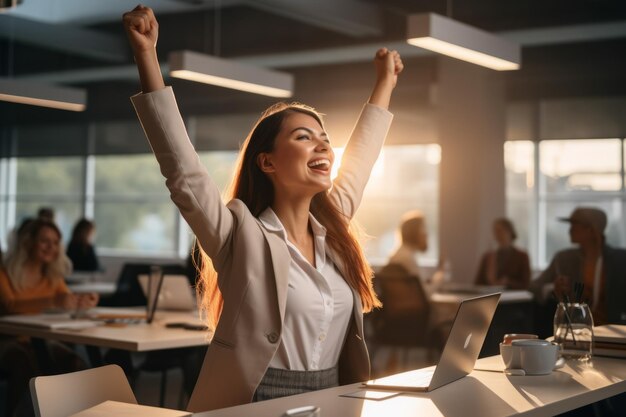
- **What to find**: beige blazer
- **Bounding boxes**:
[131,87,393,412]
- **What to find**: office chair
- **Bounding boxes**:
[368,263,440,373]
[29,364,136,417]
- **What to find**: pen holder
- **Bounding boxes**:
[553,302,594,361]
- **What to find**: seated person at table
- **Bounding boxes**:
[530,207,626,326]
[0,219,99,314]
[67,218,101,272]
[0,219,99,416]
[387,210,444,296]
[474,218,531,290]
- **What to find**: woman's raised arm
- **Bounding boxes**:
[123,5,165,93]
[368,48,404,109]
[123,5,235,262]
[329,48,402,218]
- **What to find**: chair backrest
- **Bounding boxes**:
[30,364,137,417]
[372,263,431,346]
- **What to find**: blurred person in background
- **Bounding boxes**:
[67,218,101,272]
[5,217,35,262]
[531,207,626,327]
[387,210,444,297]
[474,218,531,290]
[36,207,55,223]
[0,219,99,416]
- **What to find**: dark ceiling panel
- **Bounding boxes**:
[0,1,624,123]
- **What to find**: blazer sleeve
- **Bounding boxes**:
[131,87,234,260]
[329,103,393,219]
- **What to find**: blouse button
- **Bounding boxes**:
[267,332,280,344]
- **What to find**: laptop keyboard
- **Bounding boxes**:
[371,370,435,388]
[401,370,434,386]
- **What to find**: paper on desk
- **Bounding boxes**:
[68,400,191,417]
[340,390,401,400]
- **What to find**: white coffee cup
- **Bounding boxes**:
[500,339,563,375]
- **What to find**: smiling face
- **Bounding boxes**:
[258,112,335,196]
[31,225,61,265]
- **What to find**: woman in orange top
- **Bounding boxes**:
[0,219,99,416]
[0,219,98,314]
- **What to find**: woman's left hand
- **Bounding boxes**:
[373,48,404,88]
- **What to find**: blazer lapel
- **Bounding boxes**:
[261,228,290,323]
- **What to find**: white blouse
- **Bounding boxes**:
[258,207,354,371]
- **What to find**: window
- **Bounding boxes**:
[334,145,441,265]
[93,154,177,255]
[505,139,626,268]
[13,157,84,241]
[197,151,239,195]
[539,139,622,193]
[504,141,535,254]
[0,144,439,263]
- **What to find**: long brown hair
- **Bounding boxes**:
[6,219,67,290]
[196,102,380,330]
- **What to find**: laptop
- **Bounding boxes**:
[137,274,197,311]
[364,292,501,392]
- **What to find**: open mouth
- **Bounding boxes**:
[307,158,331,173]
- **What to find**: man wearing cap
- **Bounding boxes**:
[531,207,626,326]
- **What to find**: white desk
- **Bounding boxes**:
[193,356,626,417]
[68,282,117,295]
[0,308,209,352]
[66,272,106,283]
[70,400,191,417]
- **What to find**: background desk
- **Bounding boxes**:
[0,308,210,375]
[67,282,117,295]
[193,356,626,417]
[0,309,209,352]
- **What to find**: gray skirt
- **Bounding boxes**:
[253,366,339,402]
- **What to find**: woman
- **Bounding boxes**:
[0,219,98,314]
[67,218,101,272]
[123,5,403,412]
[0,219,99,416]
[474,218,531,290]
